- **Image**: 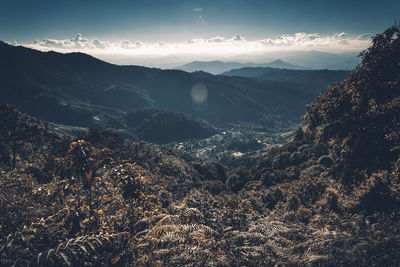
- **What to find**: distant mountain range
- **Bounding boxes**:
[0,41,349,143]
[222,67,349,89]
[175,50,361,74]
[278,50,361,70]
[176,59,307,74]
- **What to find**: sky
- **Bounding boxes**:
[1,0,399,66]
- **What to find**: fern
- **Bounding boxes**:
[37,232,130,266]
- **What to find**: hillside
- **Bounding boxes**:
[0,41,348,143]
[126,108,218,144]
[0,26,400,266]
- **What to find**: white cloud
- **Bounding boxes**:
[193,7,203,12]
[258,32,369,50]
[31,33,110,50]
[188,35,245,44]
[120,40,143,49]
[335,32,346,38]
[207,36,225,43]
[92,39,110,49]
[186,38,199,44]
[21,32,372,65]
[229,35,245,42]
[120,40,133,49]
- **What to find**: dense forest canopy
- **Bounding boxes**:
[305,25,400,181]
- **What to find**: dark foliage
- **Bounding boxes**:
[304,25,400,181]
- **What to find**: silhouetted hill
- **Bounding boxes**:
[176,59,306,74]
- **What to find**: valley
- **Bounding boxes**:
[0,41,348,153]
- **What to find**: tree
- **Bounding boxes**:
[304,25,400,180]
[0,103,40,169]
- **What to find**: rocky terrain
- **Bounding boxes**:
[1,26,400,266]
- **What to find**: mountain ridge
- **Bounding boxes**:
[176,59,307,74]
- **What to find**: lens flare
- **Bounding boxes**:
[191,84,208,104]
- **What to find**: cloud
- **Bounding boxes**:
[21,32,372,65]
[92,39,110,49]
[334,32,346,38]
[207,36,225,43]
[186,38,200,44]
[120,40,143,49]
[29,33,147,51]
[258,32,369,50]
[193,7,203,12]
[229,35,245,42]
[186,35,246,44]
[31,33,111,50]
[120,40,133,49]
